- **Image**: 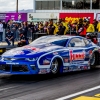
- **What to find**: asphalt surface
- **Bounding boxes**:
[0,68,99,100]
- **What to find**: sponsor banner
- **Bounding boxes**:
[59,13,94,23]
[96,13,100,21]
[28,13,59,22]
[0,13,27,22]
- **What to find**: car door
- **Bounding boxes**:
[67,37,90,71]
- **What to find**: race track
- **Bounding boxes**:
[0,68,100,100]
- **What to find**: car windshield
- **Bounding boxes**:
[29,36,68,46]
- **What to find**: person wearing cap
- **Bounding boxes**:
[5,29,14,46]
[17,33,29,47]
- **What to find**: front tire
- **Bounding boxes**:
[51,59,59,74]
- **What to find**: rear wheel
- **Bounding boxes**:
[90,53,98,69]
[51,59,59,74]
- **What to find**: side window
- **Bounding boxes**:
[69,38,86,47]
[84,38,90,45]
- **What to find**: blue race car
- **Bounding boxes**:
[0,35,100,75]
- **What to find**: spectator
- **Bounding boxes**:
[71,20,77,35]
[97,20,100,46]
[0,21,3,43]
[43,21,48,34]
[28,22,35,41]
[77,18,86,37]
[86,20,95,33]
[58,22,66,35]
[38,23,44,33]
[10,22,17,39]
[93,19,98,32]
[22,21,28,38]
[17,33,29,47]
[47,19,55,35]
[5,29,14,46]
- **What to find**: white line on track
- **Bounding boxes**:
[55,85,100,100]
[0,86,20,91]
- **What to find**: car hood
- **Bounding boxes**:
[2,44,64,58]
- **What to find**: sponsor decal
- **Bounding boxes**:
[89,50,92,55]
[43,59,50,65]
[80,66,88,70]
[64,67,69,70]
[71,61,84,64]
[84,66,88,70]
[69,50,85,62]
[63,58,69,63]
[20,51,24,54]
[6,50,24,55]
[24,46,40,51]
[39,68,50,74]
[53,52,58,55]
[6,62,19,65]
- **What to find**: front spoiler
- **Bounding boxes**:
[0,61,39,75]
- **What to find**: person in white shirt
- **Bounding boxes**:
[0,21,3,42]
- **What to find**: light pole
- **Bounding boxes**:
[16,0,18,13]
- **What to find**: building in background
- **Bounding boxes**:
[33,0,100,12]
[32,0,100,22]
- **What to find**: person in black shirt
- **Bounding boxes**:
[17,33,29,47]
[22,22,28,38]
[5,29,14,46]
[48,19,55,35]
[28,22,35,41]
[58,22,66,35]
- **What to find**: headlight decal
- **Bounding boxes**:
[26,58,38,61]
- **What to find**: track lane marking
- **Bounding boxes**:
[95,94,100,97]
[55,85,100,100]
[72,96,100,100]
[0,86,22,91]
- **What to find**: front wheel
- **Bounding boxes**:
[51,59,59,74]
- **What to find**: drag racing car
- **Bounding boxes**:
[0,35,100,75]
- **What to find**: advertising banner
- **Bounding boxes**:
[59,13,94,23]
[96,13,100,21]
[28,13,59,22]
[0,13,27,22]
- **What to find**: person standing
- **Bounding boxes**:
[97,20,100,46]
[76,18,86,37]
[23,22,28,38]
[29,22,35,41]
[47,19,55,35]
[0,21,3,43]
[58,22,66,35]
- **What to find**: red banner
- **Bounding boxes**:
[59,13,94,23]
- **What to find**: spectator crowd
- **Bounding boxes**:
[0,18,100,46]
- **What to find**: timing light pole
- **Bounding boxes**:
[16,0,18,13]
